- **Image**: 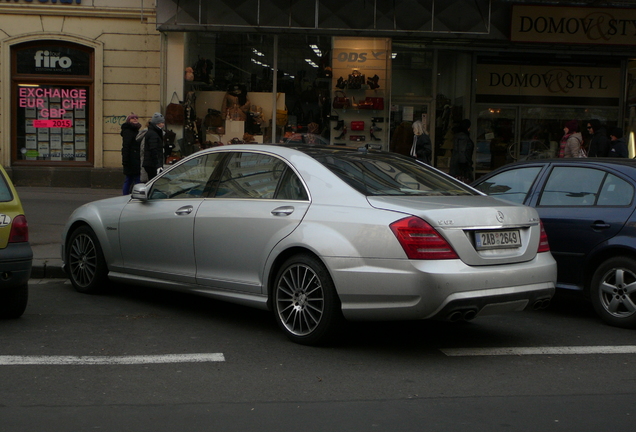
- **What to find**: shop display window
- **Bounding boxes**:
[15,84,90,162]
[476,105,619,174]
[11,41,93,165]
[184,33,335,147]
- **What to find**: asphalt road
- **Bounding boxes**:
[1,279,635,431]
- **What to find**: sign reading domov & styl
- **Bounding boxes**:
[476,64,621,105]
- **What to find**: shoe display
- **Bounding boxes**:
[335,125,347,140]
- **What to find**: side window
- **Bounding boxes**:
[598,174,634,206]
[215,152,288,199]
[276,168,309,200]
[539,167,605,206]
[474,167,542,204]
[149,153,222,199]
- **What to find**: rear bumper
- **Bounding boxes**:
[0,242,33,288]
[326,252,557,321]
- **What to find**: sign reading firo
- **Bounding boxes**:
[34,50,72,69]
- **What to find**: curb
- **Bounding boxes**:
[31,259,66,279]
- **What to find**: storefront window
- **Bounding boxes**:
[11,41,93,165]
[16,84,89,161]
[184,32,332,149]
[476,105,618,173]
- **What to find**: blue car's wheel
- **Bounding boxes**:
[591,257,636,329]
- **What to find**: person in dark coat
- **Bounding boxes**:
[143,113,166,181]
[608,127,629,158]
[586,119,610,157]
[410,120,432,165]
[121,113,142,195]
[449,119,475,182]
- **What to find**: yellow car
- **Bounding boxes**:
[0,165,32,318]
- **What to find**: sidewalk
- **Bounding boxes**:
[16,186,121,278]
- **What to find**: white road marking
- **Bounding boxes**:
[441,346,636,357]
[0,353,225,365]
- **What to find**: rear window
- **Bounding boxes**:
[0,172,13,202]
[308,149,475,197]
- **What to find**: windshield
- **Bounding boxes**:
[308,149,476,197]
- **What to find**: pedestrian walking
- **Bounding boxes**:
[608,127,629,158]
[449,119,475,182]
[142,113,166,181]
[409,120,432,165]
[586,119,610,157]
[559,120,584,158]
[121,112,142,195]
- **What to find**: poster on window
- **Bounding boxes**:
[74,135,86,150]
[25,119,36,134]
[63,144,74,160]
[50,138,62,161]
[62,128,74,142]
[25,134,37,149]
[75,119,86,134]
[37,127,49,141]
[38,143,50,159]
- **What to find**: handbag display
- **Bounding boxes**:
[350,121,365,131]
[358,97,384,110]
[332,90,351,109]
[347,70,365,89]
[349,135,366,141]
[165,92,184,125]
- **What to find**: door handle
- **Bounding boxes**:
[591,220,610,230]
[175,205,194,215]
[271,206,294,216]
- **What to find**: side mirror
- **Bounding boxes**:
[131,183,148,201]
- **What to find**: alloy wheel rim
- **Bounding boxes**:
[276,264,325,336]
[598,267,636,318]
[69,233,97,288]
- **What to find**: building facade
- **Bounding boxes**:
[2,0,635,187]
[0,0,161,186]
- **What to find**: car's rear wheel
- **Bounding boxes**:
[590,257,636,329]
[67,225,108,294]
[273,254,343,345]
[0,283,28,319]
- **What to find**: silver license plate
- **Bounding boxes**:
[475,229,521,250]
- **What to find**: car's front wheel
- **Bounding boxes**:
[0,283,28,318]
[273,254,343,345]
[590,257,636,329]
[67,225,108,294]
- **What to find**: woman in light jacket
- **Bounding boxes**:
[559,120,583,158]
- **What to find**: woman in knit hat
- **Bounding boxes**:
[121,112,141,194]
[142,112,166,181]
[559,120,584,158]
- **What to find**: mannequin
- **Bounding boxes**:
[221,83,250,121]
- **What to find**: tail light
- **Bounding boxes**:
[8,215,29,243]
[390,216,458,260]
[537,221,550,253]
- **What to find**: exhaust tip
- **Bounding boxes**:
[448,311,463,322]
[463,310,477,321]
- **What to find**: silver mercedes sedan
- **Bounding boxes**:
[62,144,556,345]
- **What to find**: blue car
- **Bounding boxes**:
[473,158,636,329]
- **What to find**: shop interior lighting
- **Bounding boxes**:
[251,58,271,68]
[309,44,322,57]
[305,59,319,68]
[252,48,264,57]
[391,53,397,59]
